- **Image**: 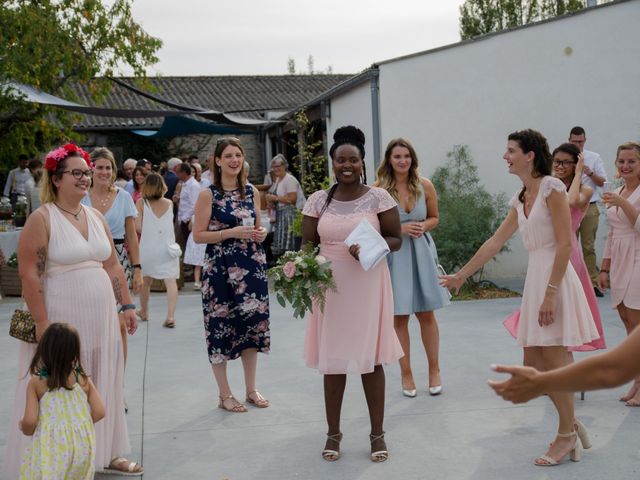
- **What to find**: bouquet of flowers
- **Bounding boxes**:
[267,245,336,318]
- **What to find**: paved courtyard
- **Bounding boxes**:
[1,287,638,479]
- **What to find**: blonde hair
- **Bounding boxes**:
[90,147,117,190]
[141,172,167,200]
[376,138,422,201]
[616,141,640,161]
[40,154,84,204]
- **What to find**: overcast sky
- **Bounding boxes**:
[129,0,465,76]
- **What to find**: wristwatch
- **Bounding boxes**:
[119,303,136,313]
[131,264,142,270]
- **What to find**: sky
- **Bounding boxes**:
[129,0,466,76]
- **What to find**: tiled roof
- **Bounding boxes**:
[68,75,353,130]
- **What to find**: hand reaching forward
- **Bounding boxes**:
[439,273,465,294]
[487,364,544,404]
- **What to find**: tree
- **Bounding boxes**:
[431,145,509,279]
[459,0,586,40]
[0,0,162,167]
[287,57,296,74]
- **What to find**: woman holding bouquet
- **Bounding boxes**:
[193,137,270,413]
[376,137,450,398]
[302,125,403,462]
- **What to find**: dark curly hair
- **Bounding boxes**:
[508,129,552,203]
[320,126,367,217]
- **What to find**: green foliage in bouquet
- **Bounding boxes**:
[267,245,336,319]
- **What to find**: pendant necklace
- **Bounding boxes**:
[55,204,82,221]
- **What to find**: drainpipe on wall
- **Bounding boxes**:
[370,68,381,172]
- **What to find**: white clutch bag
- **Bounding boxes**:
[344,219,390,271]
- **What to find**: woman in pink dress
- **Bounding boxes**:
[4,144,142,477]
[598,141,640,406]
[441,129,599,466]
[552,143,606,352]
[302,126,403,463]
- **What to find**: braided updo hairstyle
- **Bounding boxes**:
[320,126,367,217]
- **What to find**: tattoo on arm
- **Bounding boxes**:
[111,277,123,305]
[36,247,46,277]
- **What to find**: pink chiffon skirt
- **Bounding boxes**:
[304,244,403,374]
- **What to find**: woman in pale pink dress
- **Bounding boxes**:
[598,141,640,406]
[551,143,606,352]
[4,144,143,477]
[442,130,599,466]
[302,126,403,463]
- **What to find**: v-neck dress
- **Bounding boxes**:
[4,204,130,478]
[510,176,599,347]
[602,184,640,309]
[386,183,450,315]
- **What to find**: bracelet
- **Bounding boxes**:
[547,283,558,290]
[588,171,594,177]
[600,269,609,274]
[118,303,136,313]
[131,264,141,270]
[219,230,223,242]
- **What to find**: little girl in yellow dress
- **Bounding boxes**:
[19,323,105,480]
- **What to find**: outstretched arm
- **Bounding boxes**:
[489,325,640,403]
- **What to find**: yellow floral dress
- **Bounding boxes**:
[20,383,96,480]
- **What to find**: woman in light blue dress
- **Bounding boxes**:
[376,138,450,397]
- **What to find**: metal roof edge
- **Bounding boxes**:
[264,68,378,128]
[373,0,635,68]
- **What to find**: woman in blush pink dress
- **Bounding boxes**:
[441,130,599,467]
[599,141,640,406]
[302,126,403,463]
[552,143,606,352]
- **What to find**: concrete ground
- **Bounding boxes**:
[1,285,638,480]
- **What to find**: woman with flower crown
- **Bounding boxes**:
[4,144,144,476]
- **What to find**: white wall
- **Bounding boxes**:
[326,81,376,184]
[368,1,640,278]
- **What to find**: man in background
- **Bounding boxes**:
[122,158,138,196]
[3,154,32,209]
[569,126,607,297]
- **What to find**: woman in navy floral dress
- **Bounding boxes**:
[193,137,270,413]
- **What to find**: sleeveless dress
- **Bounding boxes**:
[302,187,404,374]
[510,177,600,347]
[387,184,450,315]
[603,185,640,309]
[184,216,206,267]
[20,382,96,480]
[202,185,270,364]
[567,206,606,351]
[81,187,137,287]
[139,200,180,279]
[4,204,129,478]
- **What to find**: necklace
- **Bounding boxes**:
[93,191,112,209]
[55,203,82,221]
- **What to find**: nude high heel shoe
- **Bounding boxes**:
[574,418,592,449]
[534,431,582,466]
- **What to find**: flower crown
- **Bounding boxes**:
[44,144,92,172]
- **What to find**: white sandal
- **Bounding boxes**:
[103,457,144,476]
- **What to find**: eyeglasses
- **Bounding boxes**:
[63,169,93,179]
[552,160,576,167]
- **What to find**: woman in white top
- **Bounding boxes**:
[136,173,180,328]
